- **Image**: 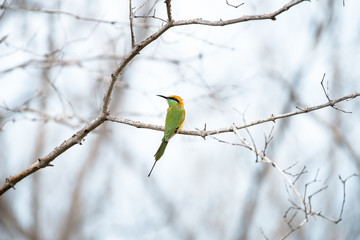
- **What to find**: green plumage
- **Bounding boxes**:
[154,104,185,160]
[148,95,185,177]
[164,105,185,140]
[154,141,168,161]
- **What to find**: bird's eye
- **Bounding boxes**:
[169,97,179,103]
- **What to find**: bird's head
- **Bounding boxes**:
[157,95,184,107]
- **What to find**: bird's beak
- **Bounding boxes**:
[157,95,168,99]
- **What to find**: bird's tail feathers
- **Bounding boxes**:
[154,140,168,161]
[148,161,157,177]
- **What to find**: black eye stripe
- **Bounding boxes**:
[168,97,179,103]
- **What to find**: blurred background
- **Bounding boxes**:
[1,0,360,239]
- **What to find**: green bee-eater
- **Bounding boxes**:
[148,95,186,177]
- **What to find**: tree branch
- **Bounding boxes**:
[0,4,119,25]
[233,123,305,195]
[0,0,315,195]
[231,124,359,239]
[173,0,309,26]
[226,0,244,9]
[165,0,173,22]
[129,0,136,48]
[107,92,360,138]
[0,23,173,196]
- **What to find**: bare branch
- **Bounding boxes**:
[336,174,359,223]
[134,9,168,23]
[0,106,86,130]
[320,73,351,113]
[280,173,359,239]
[105,92,360,138]
[231,124,305,204]
[0,113,107,195]
[303,169,321,204]
[230,124,359,239]
[206,135,246,147]
[165,0,173,22]
[242,115,259,162]
[173,0,309,26]
[1,0,307,28]
[129,0,136,48]
[0,4,119,25]
[293,166,308,185]
[259,228,269,240]
[0,22,174,196]
[280,218,307,240]
[1,1,357,239]
[321,73,331,101]
[133,0,151,15]
[2,89,355,194]
[226,0,244,8]
[0,0,329,195]
[136,0,309,27]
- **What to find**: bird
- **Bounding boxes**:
[148,95,186,177]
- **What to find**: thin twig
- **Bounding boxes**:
[133,0,151,15]
[230,124,358,239]
[321,73,330,101]
[281,173,359,239]
[0,4,119,25]
[293,166,308,185]
[320,73,351,113]
[174,0,309,25]
[226,0,244,8]
[129,0,136,48]
[241,114,259,161]
[134,12,167,23]
[231,124,305,204]
[280,218,307,240]
[336,174,359,223]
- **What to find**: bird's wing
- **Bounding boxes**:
[163,105,185,141]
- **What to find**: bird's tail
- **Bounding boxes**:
[148,161,157,177]
[148,141,168,177]
[154,140,168,161]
